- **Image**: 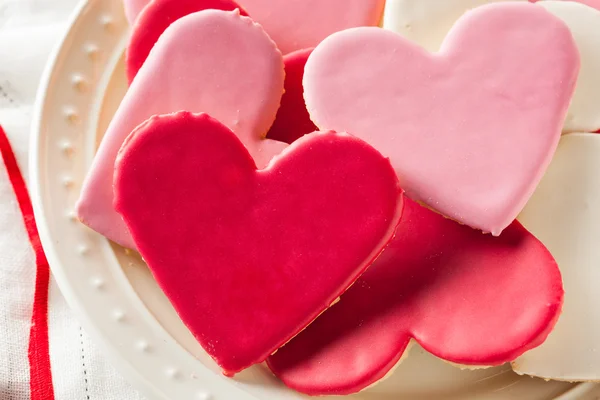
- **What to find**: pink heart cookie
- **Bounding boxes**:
[114,111,403,375]
[126,0,247,84]
[77,10,287,248]
[268,198,563,395]
[303,2,579,234]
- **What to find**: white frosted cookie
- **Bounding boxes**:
[383,0,527,51]
[513,133,600,381]
[538,1,600,133]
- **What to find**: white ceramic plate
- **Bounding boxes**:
[29,0,600,399]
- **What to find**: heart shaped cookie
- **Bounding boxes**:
[126,0,247,84]
[266,48,317,144]
[303,2,579,234]
[537,1,600,133]
[268,198,563,395]
[513,133,600,381]
[77,10,286,248]
[114,111,403,376]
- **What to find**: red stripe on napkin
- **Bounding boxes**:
[0,126,55,400]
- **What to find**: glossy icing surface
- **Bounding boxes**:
[513,134,600,381]
[383,0,528,51]
[77,10,287,248]
[538,1,600,133]
[304,2,579,234]
[266,48,317,144]
[126,0,247,84]
[236,0,386,54]
[268,198,564,396]
[114,112,403,376]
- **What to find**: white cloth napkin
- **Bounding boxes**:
[0,1,144,398]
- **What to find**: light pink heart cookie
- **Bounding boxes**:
[304,2,579,235]
[77,10,286,248]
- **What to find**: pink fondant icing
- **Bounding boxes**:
[114,112,403,376]
[303,2,579,235]
[77,10,287,248]
[268,198,564,396]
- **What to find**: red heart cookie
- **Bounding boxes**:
[303,2,579,234]
[268,198,563,395]
[126,0,248,84]
[114,111,403,375]
[266,48,317,144]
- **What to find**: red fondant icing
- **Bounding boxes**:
[114,112,403,376]
[266,48,317,144]
[126,0,247,84]
[268,198,564,396]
